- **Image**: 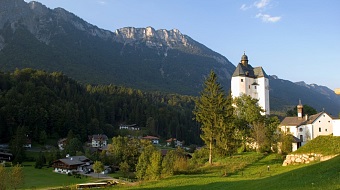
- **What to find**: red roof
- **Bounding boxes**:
[166,138,176,142]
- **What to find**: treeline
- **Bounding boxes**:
[0,68,200,145]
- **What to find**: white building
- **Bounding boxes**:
[333,119,340,136]
[279,102,333,151]
[231,53,270,115]
[90,134,108,148]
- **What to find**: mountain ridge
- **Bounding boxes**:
[0,0,339,115]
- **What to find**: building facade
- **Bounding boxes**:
[231,53,270,115]
[279,102,333,151]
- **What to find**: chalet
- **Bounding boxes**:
[90,134,108,148]
[23,139,32,148]
[0,152,13,162]
[119,124,140,130]
[166,138,183,147]
[52,156,92,174]
[142,136,159,144]
[279,101,333,151]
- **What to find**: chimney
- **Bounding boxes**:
[297,99,303,118]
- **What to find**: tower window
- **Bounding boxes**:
[319,128,321,132]
[241,79,244,82]
[249,85,250,89]
[254,86,257,89]
[299,128,303,132]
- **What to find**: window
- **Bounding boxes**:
[300,135,303,141]
[299,128,303,132]
[319,128,321,132]
[249,85,250,89]
[254,86,257,89]
[241,79,244,82]
[325,129,328,132]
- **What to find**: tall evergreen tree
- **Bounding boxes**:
[193,70,230,164]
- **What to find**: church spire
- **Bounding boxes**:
[297,99,303,118]
[241,52,248,67]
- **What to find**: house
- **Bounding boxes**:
[166,138,183,147]
[333,119,340,136]
[142,136,159,144]
[23,139,32,148]
[231,52,270,115]
[58,138,67,150]
[0,152,13,162]
[279,101,333,151]
[119,124,140,130]
[90,134,108,148]
[52,156,92,174]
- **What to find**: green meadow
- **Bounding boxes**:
[16,136,340,189]
[120,154,340,190]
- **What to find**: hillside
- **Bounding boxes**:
[121,154,340,190]
[0,0,339,115]
[294,136,340,155]
[0,69,199,145]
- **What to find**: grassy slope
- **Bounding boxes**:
[118,154,340,190]
[294,136,340,155]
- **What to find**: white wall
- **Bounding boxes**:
[231,76,269,115]
[312,113,333,137]
[333,119,340,136]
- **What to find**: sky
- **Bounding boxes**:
[24,0,340,90]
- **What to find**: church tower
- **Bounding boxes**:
[231,52,270,115]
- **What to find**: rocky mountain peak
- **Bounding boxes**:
[113,26,188,48]
[28,1,49,15]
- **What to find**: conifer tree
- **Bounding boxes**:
[193,70,230,164]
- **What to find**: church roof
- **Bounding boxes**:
[279,111,331,127]
[232,63,268,78]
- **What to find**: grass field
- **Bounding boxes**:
[21,163,94,189]
[116,154,340,190]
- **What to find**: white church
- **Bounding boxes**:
[231,53,270,115]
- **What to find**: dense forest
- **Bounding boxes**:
[0,68,201,145]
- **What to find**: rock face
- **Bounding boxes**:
[282,153,337,166]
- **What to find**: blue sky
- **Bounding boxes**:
[25,0,340,90]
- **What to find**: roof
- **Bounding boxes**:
[166,138,177,142]
[54,156,91,166]
[92,134,108,141]
[280,117,307,126]
[232,63,268,78]
[280,111,332,127]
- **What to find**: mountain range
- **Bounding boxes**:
[0,0,339,116]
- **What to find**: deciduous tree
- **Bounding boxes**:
[93,161,104,178]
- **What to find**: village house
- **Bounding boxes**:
[90,134,108,148]
[142,135,159,144]
[52,156,92,174]
[166,138,183,147]
[119,124,140,130]
[0,152,13,162]
[279,101,333,151]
